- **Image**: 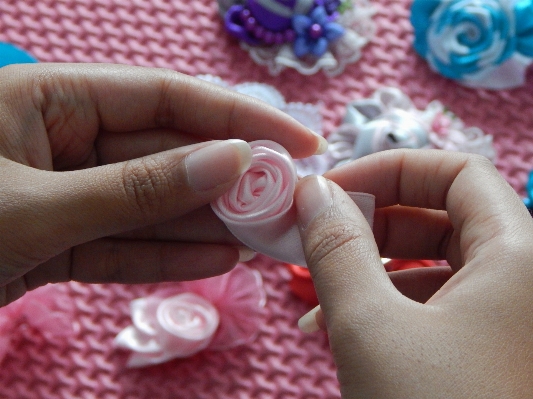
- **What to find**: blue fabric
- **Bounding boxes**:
[0,43,37,68]
[515,0,533,56]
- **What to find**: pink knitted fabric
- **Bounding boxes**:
[0,0,532,398]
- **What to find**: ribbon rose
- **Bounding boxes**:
[115,264,266,368]
[211,140,375,267]
[411,0,533,89]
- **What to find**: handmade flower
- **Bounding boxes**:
[325,87,495,168]
[219,0,375,75]
[211,140,375,266]
[411,0,533,89]
[115,264,266,368]
[292,6,344,57]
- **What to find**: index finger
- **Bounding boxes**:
[324,149,533,264]
[1,63,325,159]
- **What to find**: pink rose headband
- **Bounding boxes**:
[211,140,375,266]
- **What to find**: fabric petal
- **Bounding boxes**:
[311,37,329,57]
[324,23,345,41]
[293,36,311,57]
[515,0,533,56]
[292,15,312,35]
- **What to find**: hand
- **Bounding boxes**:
[295,150,533,398]
[0,63,325,305]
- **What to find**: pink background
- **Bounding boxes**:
[0,0,532,397]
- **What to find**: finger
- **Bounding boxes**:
[0,140,251,267]
[115,205,241,245]
[325,150,533,265]
[298,266,453,333]
[373,206,462,268]
[2,63,325,164]
[95,129,201,165]
[388,266,453,303]
[23,240,254,288]
[295,175,401,328]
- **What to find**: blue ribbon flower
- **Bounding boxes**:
[292,6,344,58]
[411,0,533,86]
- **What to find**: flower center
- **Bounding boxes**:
[308,23,323,39]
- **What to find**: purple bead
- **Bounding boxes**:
[245,16,257,31]
[274,32,284,44]
[239,8,251,21]
[254,25,266,39]
[284,29,296,42]
[309,23,323,39]
[264,31,275,44]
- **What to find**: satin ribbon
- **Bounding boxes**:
[212,140,375,267]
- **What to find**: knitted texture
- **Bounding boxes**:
[0,0,532,398]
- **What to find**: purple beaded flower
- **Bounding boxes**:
[292,6,344,58]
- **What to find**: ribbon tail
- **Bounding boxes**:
[223,192,375,267]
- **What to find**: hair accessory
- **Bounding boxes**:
[0,284,78,364]
[211,140,375,266]
[411,0,533,89]
[114,264,266,368]
[218,0,375,75]
[326,87,496,168]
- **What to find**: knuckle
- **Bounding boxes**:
[154,74,178,128]
[306,220,367,267]
[121,158,172,216]
[464,152,495,172]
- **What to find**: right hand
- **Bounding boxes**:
[295,150,533,398]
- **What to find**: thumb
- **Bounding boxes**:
[294,175,399,332]
[4,139,251,262]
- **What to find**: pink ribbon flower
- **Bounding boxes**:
[212,140,375,266]
[115,264,266,368]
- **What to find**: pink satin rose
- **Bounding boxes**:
[114,264,266,368]
[212,140,375,266]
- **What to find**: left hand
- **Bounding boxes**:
[0,63,324,305]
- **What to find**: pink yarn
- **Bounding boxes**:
[0,284,78,365]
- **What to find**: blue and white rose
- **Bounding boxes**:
[411,0,517,81]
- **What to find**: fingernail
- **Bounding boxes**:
[238,246,256,262]
[311,131,328,155]
[296,175,332,229]
[185,140,252,192]
[298,305,321,333]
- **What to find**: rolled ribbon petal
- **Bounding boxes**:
[212,140,375,267]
